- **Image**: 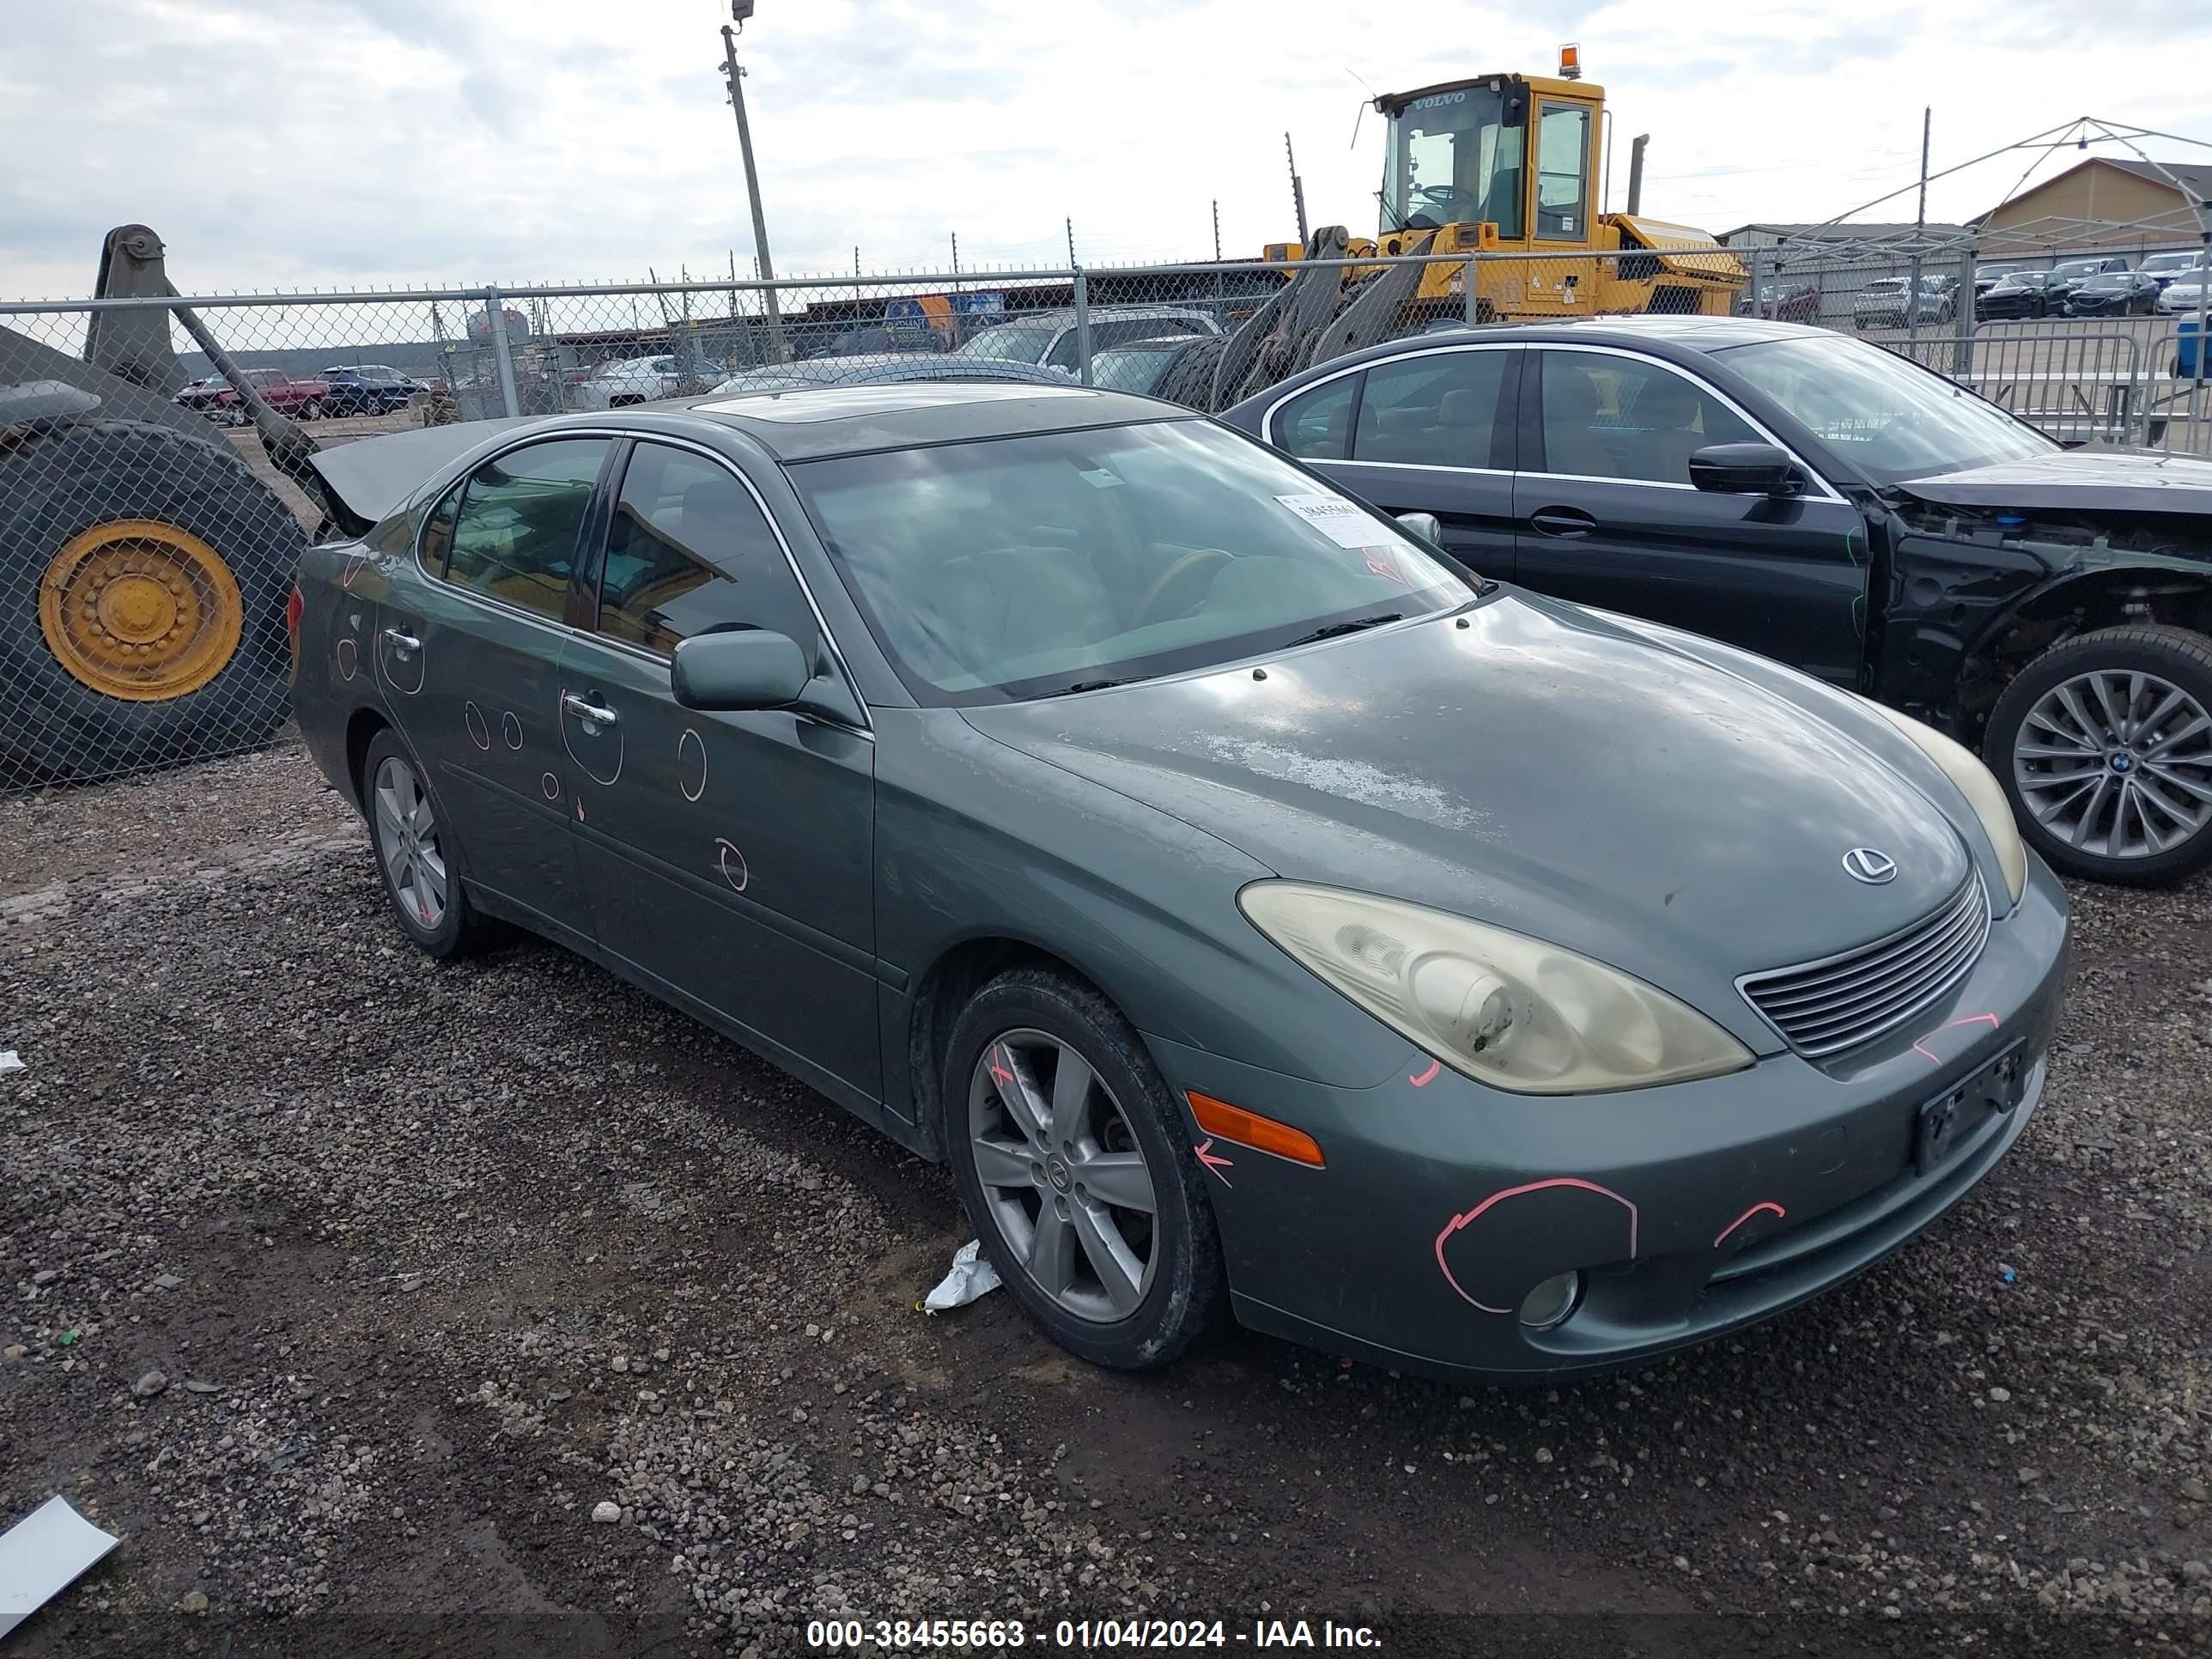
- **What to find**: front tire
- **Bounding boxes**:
[944,969,1223,1370]
[361,727,501,957]
[1985,624,2212,887]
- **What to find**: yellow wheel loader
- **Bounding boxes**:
[1164,52,1744,410]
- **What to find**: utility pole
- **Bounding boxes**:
[1212,199,1222,261]
[1066,216,1077,270]
[1285,132,1310,246]
[720,8,788,364]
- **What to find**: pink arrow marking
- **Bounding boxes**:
[1912,1012,2000,1066]
[1194,1137,1235,1188]
[1713,1200,1786,1249]
[986,1044,1017,1091]
[1409,1057,1442,1087]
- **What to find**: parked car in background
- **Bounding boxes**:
[2158,272,2212,316]
[1225,316,2212,884]
[708,353,1076,398]
[1736,281,1820,324]
[574,355,689,410]
[2040,256,2133,308]
[173,374,234,420]
[2063,271,2161,317]
[1086,337,1208,396]
[320,363,429,416]
[295,382,2067,1382]
[1972,263,2030,299]
[175,366,331,422]
[1852,276,1954,330]
[2135,251,2205,290]
[946,307,1219,374]
[1975,271,2062,322]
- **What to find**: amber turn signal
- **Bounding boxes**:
[1187,1091,1326,1168]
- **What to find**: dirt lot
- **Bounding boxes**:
[2,744,2208,1658]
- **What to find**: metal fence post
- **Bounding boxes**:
[1743,245,1762,319]
[1952,245,1975,381]
[1072,266,1093,386]
[1463,255,1480,325]
[484,288,520,417]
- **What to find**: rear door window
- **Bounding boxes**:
[1351,349,1512,469]
[1273,374,1360,460]
[434,437,611,618]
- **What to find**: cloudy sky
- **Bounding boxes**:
[1,0,2203,300]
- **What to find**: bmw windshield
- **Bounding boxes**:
[791,419,1474,705]
[1718,331,2055,485]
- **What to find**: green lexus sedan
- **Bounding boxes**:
[290,383,2069,1382]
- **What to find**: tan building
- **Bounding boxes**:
[1977,158,2212,256]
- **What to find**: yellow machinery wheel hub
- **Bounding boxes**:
[39,519,245,702]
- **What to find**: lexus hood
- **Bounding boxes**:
[962,592,1979,1036]
[1896,447,2212,514]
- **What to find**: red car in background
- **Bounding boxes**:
[175,367,331,424]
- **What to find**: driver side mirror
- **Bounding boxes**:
[1395,511,1443,546]
[672,629,810,712]
[1688,442,1801,497]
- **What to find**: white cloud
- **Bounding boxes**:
[2,0,2208,301]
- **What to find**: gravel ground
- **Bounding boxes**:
[1,745,2207,1658]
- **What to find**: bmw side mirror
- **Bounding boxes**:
[1688,442,1800,497]
[671,629,810,712]
[1395,511,1443,546]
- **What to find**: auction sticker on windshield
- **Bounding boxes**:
[1276,493,1385,548]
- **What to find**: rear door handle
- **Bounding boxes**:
[1528,507,1597,538]
[562,691,618,726]
[380,627,420,652]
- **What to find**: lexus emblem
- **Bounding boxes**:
[1842,847,1898,885]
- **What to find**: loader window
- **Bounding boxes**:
[1535,104,1590,241]
[1382,87,1523,239]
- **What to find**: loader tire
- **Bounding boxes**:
[1150,334,1232,412]
[0,417,305,786]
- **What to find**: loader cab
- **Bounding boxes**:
[1377,74,1601,252]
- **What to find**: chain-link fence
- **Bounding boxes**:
[6,237,2211,792]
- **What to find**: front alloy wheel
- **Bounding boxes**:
[945,969,1222,1370]
[970,1029,1158,1322]
[1991,625,2212,885]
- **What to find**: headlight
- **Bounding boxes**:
[1237,884,1754,1095]
[1861,700,2027,907]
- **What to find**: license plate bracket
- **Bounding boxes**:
[1914,1039,2027,1176]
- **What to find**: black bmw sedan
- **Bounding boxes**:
[1222,317,2212,887]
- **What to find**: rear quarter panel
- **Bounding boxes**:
[291,537,392,804]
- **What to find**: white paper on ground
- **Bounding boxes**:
[0,1495,122,1639]
[922,1239,1002,1312]
[0,1051,23,1073]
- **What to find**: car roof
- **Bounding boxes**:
[672,381,1183,461]
[1297,313,1819,375]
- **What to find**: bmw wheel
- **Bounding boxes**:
[944,969,1223,1370]
[1987,625,2212,886]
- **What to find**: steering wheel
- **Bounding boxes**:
[1408,185,1479,226]
[1133,548,1234,629]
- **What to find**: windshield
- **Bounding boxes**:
[2051,261,2109,280]
[1382,85,1523,235]
[950,322,1058,362]
[2142,254,2197,273]
[791,420,1474,706]
[1719,333,2055,486]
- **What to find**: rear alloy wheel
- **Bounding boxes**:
[1988,625,2212,886]
[361,728,498,957]
[945,970,1222,1370]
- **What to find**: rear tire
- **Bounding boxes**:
[0,417,302,785]
[1984,624,2212,887]
[943,969,1223,1370]
[360,727,501,957]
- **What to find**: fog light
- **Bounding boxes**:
[1518,1270,1582,1331]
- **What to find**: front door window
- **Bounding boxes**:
[1534,104,1590,241]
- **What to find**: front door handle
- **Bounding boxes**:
[380,627,421,652]
[562,691,618,726]
[1528,507,1597,538]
